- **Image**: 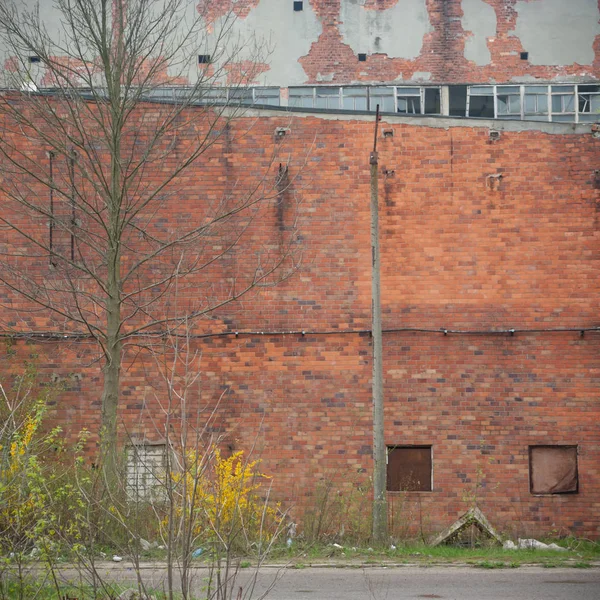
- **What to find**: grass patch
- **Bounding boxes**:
[276,538,600,567]
[474,561,507,569]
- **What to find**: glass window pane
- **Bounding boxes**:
[579,84,600,93]
[497,86,519,94]
[525,86,548,94]
[537,95,548,113]
[355,96,367,111]
[329,96,340,109]
[552,114,576,122]
[469,86,493,95]
[396,87,420,95]
[497,96,509,114]
[552,95,562,112]
[371,86,394,95]
[563,94,575,111]
[343,87,366,97]
[316,87,339,96]
[579,113,599,122]
[397,97,407,112]
[524,95,536,112]
[371,95,395,112]
[509,95,521,112]
[552,85,574,93]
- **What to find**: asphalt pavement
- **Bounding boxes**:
[53,563,600,600]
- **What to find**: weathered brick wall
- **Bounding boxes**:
[1,106,598,538]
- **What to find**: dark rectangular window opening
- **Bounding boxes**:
[387,445,432,492]
[449,85,467,117]
[520,52,529,60]
[358,53,367,62]
[469,94,494,118]
[529,445,578,495]
[293,1,303,11]
[424,88,441,114]
[28,56,41,63]
[198,55,211,64]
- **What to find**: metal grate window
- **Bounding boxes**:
[126,443,167,501]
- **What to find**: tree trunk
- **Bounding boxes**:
[100,293,122,485]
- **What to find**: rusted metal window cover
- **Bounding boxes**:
[387,446,432,491]
[529,446,578,494]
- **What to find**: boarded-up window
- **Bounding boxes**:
[529,446,578,495]
[126,443,167,501]
[387,446,432,492]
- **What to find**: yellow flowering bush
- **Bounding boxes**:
[167,448,282,553]
[0,365,85,559]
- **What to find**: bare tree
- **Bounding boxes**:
[0,0,299,482]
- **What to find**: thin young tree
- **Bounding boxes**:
[0,0,299,482]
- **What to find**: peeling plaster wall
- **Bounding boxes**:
[211,0,322,85]
[462,0,496,66]
[1,1,600,88]
[338,0,432,59]
[512,0,600,66]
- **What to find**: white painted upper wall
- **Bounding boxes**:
[0,0,599,88]
[338,0,432,60]
[512,0,600,66]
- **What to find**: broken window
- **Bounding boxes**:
[496,86,521,119]
[467,86,494,118]
[577,84,600,122]
[126,443,167,501]
[550,85,576,122]
[529,445,578,495]
[396,87,421,114]
[387,446,432,492]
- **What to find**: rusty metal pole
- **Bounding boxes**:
[370,106,388,545]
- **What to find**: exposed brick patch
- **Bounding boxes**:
[362,0,399,9]
[224,60,270,85]
[197,0,260,24]
[297,0,600,84]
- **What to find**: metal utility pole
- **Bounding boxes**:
[370,106,388,544]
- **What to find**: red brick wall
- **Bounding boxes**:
[1,106,599,539]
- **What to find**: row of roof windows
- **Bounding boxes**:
[156,83,599,123]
